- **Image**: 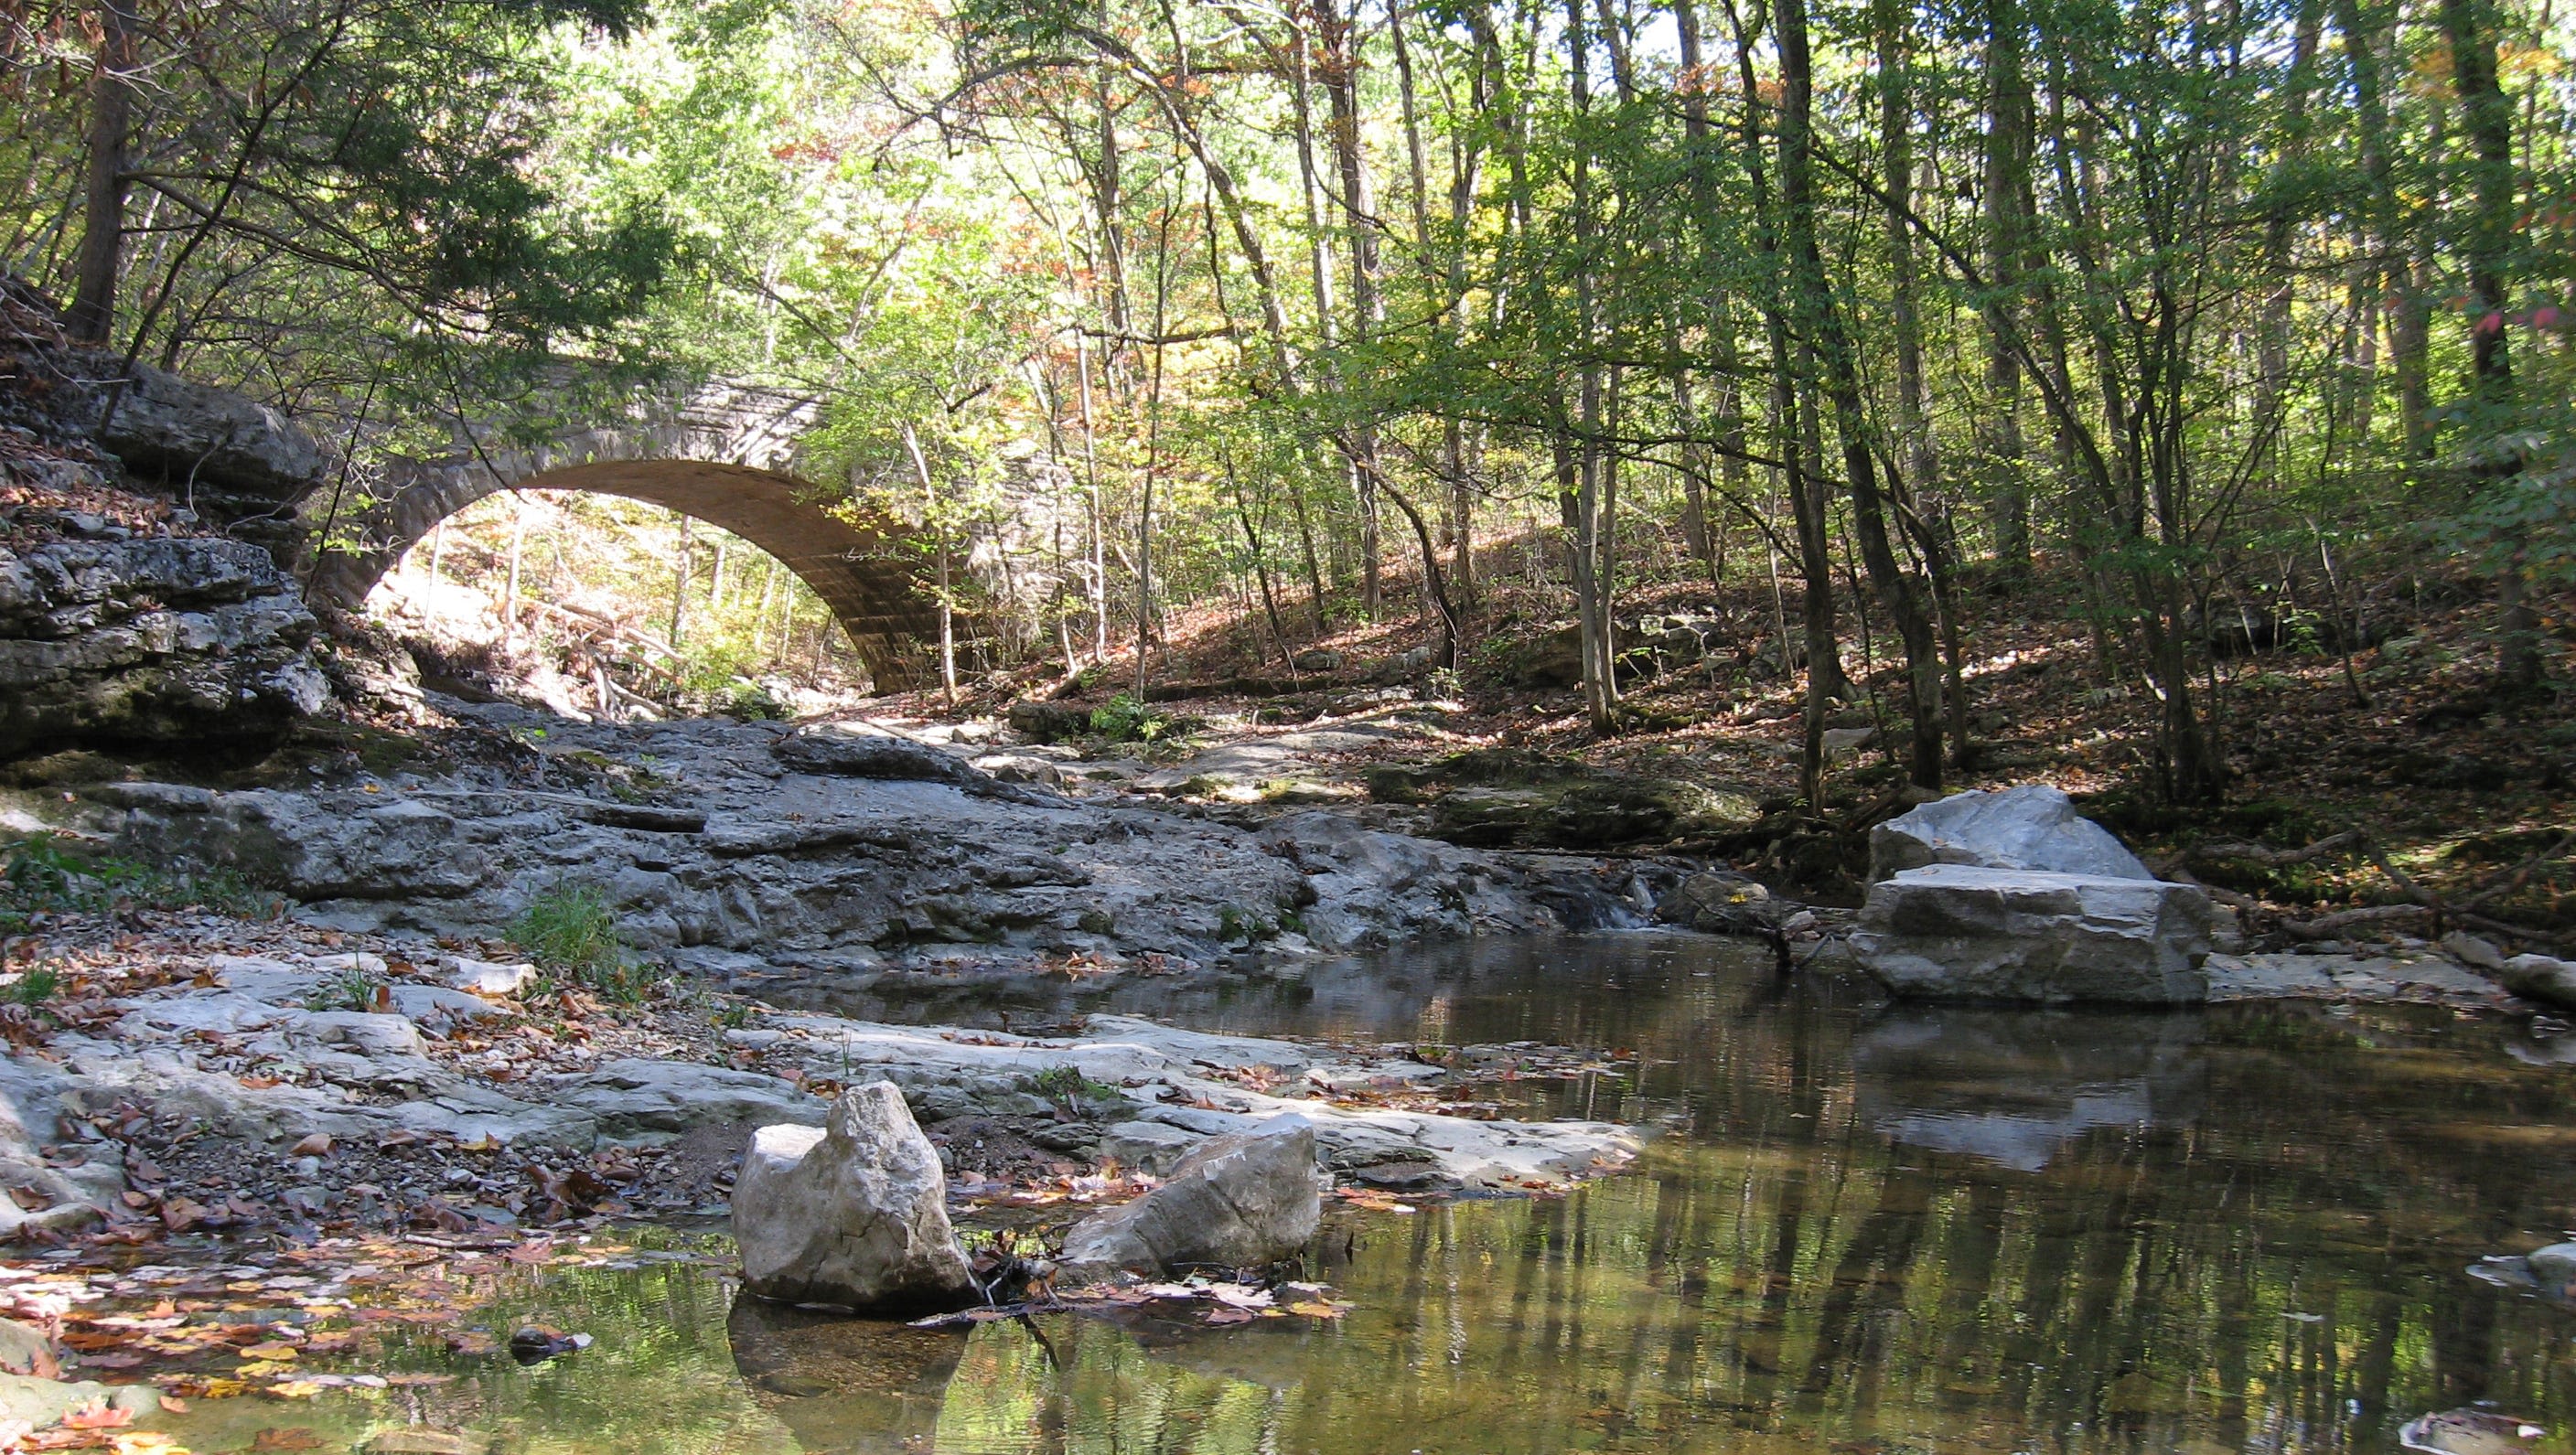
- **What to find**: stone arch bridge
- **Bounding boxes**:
[303,380,939,687]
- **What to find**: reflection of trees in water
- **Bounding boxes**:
[705,947,2576,1453]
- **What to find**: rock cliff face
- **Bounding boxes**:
[0,528,327,757]
[2,286,331,758]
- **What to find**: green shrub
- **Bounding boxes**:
[1089,693,1170,744]
[11,965,58,1008]
[510,882,644,1000]
[1029,1064,1118,1103]
[305,966,381,1012]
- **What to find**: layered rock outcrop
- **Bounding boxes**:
[3,286,331,756]
[70,708,1655,967]
[0,530,327,757]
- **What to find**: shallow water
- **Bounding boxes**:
[160,935,2576,1453]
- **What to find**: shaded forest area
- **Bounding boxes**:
[4,0,2572,886]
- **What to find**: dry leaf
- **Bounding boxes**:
[286,1134,331,1158]
[19,1430,115,1451]
[59,1404,134,1431]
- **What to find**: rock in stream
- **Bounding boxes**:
[733,1083,974,1312]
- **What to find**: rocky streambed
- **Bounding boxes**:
[0,700,2571,1447]
[0,704,1677,1252]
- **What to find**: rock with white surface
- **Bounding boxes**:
[1852,865,2213,1004]
[1868,786,2152,882]
[732,1083,973,1311]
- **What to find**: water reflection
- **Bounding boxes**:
[1849,1008,2205,1171]
[151,936,2576,1454]
[726,1297,963,1445]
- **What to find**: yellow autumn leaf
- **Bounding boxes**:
[238,1343,301,1361]
[1286,1300,1347,1319]
[263,1381,326,1400]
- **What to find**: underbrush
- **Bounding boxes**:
[1087,692,1172,744]
[0,831,283,931]
[509,880,649,1001]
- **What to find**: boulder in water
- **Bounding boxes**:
[1868,786,2152,882]
[2496,954,2576,1011]
[733,1082,973,1311]
[1852,865,2213,1004]
[1060,1121,1319,1278]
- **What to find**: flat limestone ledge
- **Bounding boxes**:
[763,1011,1640,1190]
[2206,950,2517,1008]
[1852,865,2214,1005]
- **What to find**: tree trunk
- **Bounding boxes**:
[2441,0,2538,691]
[2249,3,2322,485]
[900,423,958,706]
[1318,0,1385,617]
[1874,0,1938,524]
[1776,0,1940,787]
[502,497,527,650]
[1978,0,2033,579]
[1564,0,1615,731]
[1723,0,1841,797]
[68,0,137,345]
[669,516,692,650]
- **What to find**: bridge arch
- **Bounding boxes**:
[302,380,938,687]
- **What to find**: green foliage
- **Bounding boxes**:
[1088,694,1170,744]
[305,967,385,1013]
[510,882,645,1000]
[0,834,281,924]
[1027,1064,1119,1104]
[2,835,96,910]
[1216,904,1280,945]
[11,966,59,1009]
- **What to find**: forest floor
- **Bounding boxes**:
[876,550,2576,947]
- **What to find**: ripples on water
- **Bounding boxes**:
[166,935,2576,1453]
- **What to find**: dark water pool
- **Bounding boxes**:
[162,935,2576,1453]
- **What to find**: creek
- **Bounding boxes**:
[149,933,2576,1454]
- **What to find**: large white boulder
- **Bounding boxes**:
[1060,1121,1320,1278]
[1869,786,2152,882]
[1852,865,2214,1004]
[733,1083,972,1311]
